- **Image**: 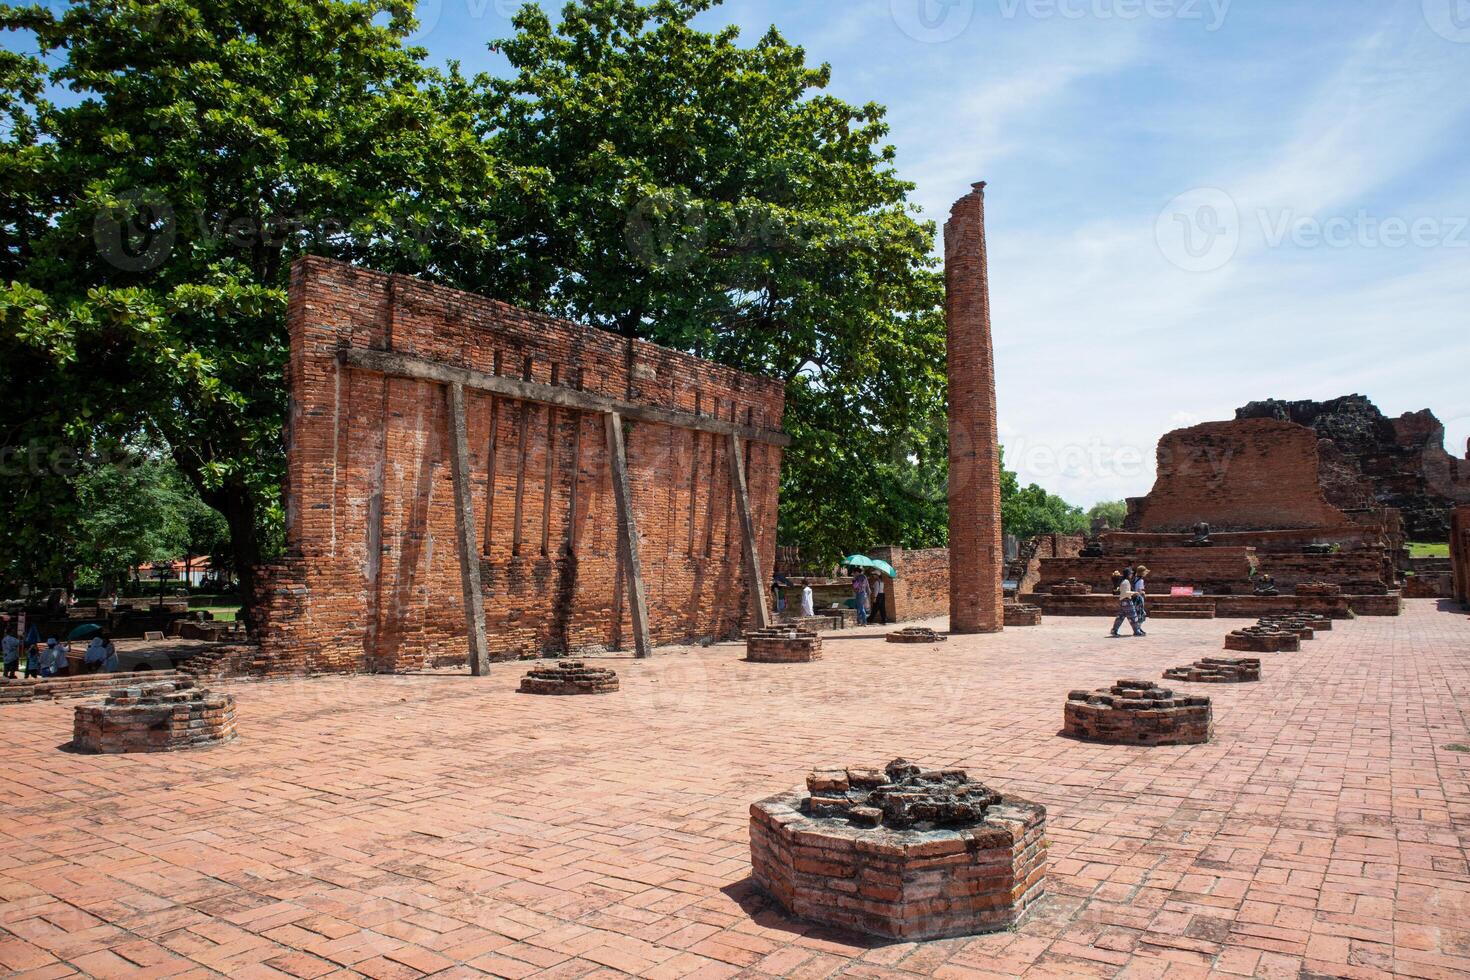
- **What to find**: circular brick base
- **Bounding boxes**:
[1163,658,1261,683]
[72,681,236,754]
[750,760,1046,940]
[885,628,947,644]
[1063,680,1211,746]
[745,628,823,663]
[518,661,619,695]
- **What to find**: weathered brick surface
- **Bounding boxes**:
[255,258,785,673]
[1127,419,1358,533]
[1003,602,1042,627]
[885,626,947,644]
[945,184,1003,634]
[869,546,949,622]
[517,660,619,696]
[1063,680,1212,746]
[1163,658,1261,683]
[1,670,189,706]
[1452,506,1470,607]
[1225,628,1301,653]
[750,761,1046,940]
[745,627,822,663]
[71,680,236,754]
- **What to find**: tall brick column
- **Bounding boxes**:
[946,182,1004,634]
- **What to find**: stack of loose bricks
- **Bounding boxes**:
[885,627,947,645]
[1163,658,1261,683]
[749,759,1046,941]
[1064,680,1212,745]
[745,627,822,662]
[72,680,236,754]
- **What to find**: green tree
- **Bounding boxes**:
[0,0,533,613]
[1087,500,1128,530]
[999,450,1089,539]
[490,0,949,563]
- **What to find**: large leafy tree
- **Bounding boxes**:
[490,0,949,562]
[0,0,535,610]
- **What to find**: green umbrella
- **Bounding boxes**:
[844,555,898,578]
[66,623,103,641]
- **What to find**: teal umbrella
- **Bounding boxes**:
[844,555,897,578]
[66,623,103,641]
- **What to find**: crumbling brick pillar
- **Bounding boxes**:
[946,182,1004,634]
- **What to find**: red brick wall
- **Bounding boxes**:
[255,258,785,673]
[1453,507,1470,607]
[870,547,950,622]
[945,183,1004,633]
[1127,419,1356,533]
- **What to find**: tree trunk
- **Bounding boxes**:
[214,485,263,632]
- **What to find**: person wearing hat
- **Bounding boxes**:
[1110,566,1145,638]
[1132,566,1150,625]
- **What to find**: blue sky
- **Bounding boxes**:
[414,0,1470,506]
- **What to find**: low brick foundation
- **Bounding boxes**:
[1225,628,1301,653]
[1063,680,1212,746]
[71,681,237,754]
[745,628,823,663]
[750,759,1046,940]
[1003,603,1042,627]
[1256,616,1320,640]
[2,670,189,706]
[1049,578,1091,595]
[1163,658,1261,683]
[885,627,948,645]
[517,660,619,695]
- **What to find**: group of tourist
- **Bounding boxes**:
[2,631,118,679]
[851,569,888,627]
[1110,565,1150,638]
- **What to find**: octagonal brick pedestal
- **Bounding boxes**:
[518,661,619,695]
[72,680,236,754]
[749,760,1047,941]
[1063,680,1212,746]
[745,627,823,663]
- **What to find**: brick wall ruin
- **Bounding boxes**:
[868,547,950,622]
[1126,419,1357,533]
[1453,507,1470,607]
[253,258,785,674]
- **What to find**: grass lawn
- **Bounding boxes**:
[200,606,242,622]
[1407,542,1450,558]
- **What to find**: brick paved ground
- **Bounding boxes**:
[1,600,1467,979]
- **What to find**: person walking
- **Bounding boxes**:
[2,630,18,679]
[851,569,870,626]
[1110,566,1145,637]
[870,573,888,625]
[1132,566,1150,626]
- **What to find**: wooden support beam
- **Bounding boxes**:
[341,346,790,447]
[446,383,491,676]
[727,433,772,630]
[604,413,653,658]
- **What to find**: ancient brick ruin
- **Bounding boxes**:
[2,669,190,706]
[1163,658,1261,683]
[745,627,823,663]
[1237,395,1470,540]
[1453,507,1470,607]
[750,759,1046,940]
[72,680,237,754]
[867,546,950,622]
[1225,627,1301,653]
[1003,602,1042,627]
[945,184,1004,634]
[885,627,947,644]
[1063,681,1211,746]
[517,660,619,696]
[253,258,786,674]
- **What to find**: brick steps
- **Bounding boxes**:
[1,670,188,706]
